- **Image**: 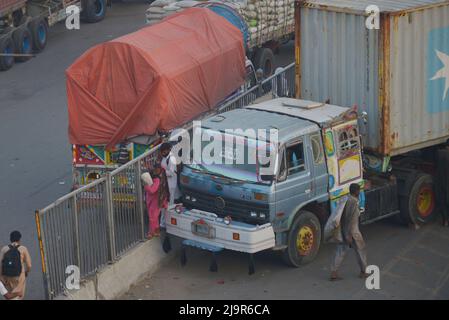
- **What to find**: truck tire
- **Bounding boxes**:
[12,27,32,62]
[254,47,274,78]
[399,173,436,225]
[282,210,321,267]
[0,35,15,71]
[82,0,107,23]
[29,17,48,52]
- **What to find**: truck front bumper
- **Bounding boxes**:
[166,206,275,254]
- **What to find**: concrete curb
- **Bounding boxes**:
[57,237,179,300]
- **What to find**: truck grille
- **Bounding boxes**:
[182,188,269,225]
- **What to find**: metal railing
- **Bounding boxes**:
[218,63,295,114]
[35,147,160,299]
[35,62,295,299]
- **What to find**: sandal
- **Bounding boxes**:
[330,272,343,281]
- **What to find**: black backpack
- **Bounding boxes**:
[1,245,22,277]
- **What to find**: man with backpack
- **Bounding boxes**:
[0,231,32,299]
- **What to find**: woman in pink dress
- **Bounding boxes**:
[141,166,169,239]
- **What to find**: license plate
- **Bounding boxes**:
[191,220,215,239]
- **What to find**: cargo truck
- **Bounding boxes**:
[164,0,449,268]
[0,0,109,71]
[147,0,295,78]
[67,8,257,187]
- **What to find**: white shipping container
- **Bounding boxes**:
[297,0,449,156]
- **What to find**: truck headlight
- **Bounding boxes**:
[250,211,258,218]
[191,197,197,203]
[174,205,184,214]
[259,213,266,219]
[185,195,191,201]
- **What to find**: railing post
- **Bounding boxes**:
[35,210,52,300]
[135,161,145,240]
[105,173,116,262]
[71,196,81,275]
[257,81,263,98]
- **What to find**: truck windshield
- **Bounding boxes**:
[186,129,275,184]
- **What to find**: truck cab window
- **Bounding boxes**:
[286,142,305,175]
[311,134,324,164]
[278,150,287,180]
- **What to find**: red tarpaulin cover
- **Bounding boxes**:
[66,8,246,149]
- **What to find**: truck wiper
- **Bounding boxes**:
[187,164,254,184]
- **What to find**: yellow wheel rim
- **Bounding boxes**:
[417,186,435,218]
[296,225,314,256]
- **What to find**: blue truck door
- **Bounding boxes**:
[308,133,328,199]
[273,138,312,218]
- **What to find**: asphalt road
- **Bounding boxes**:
[123,219,449,300]
[0,3,295,300]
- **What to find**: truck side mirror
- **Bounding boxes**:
[360,111,368,124]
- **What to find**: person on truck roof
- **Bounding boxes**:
[436,144,449,227]
[330,184,369,281]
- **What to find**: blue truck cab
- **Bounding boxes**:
[166,98,365,267]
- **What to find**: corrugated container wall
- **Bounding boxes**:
[298,0,449,156]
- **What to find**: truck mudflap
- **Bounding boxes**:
[166,206,275,254]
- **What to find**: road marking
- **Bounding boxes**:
[416,244,449,259]
[352,227,432,299]
[396,255,445,277]
[430,258,449,299]
[383,271,434,294]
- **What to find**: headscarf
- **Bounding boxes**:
[141,172,153,186]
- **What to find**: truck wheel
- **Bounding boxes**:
[12,27,32,62]
[82,0,107,23]
[282,210,321,267]
[29,17,48,52]
[399,173,436,225]
[254,47,274,78]
[0,35,15,71]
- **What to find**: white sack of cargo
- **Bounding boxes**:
[146,0,179,24]
[145,0,295,48]
[176,0,200,8]
[235,0,294,46]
